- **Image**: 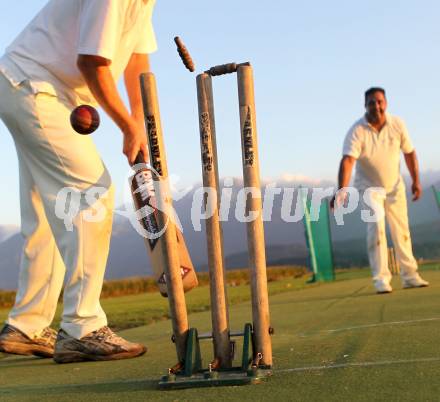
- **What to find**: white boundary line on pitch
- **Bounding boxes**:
[297,317,440,337]
[277,357,440,373]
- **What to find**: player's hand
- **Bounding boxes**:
[330,190,348,210]
[411,181,422,201]
[122,118,149,165]
[330,195,336,210]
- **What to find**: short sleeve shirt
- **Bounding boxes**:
[0,0,157,106]
[343,114,414,192]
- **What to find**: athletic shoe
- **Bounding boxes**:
[53,326,147,364]
[402,274,429,289]
[375,281,393,294]
[0,324,56,357]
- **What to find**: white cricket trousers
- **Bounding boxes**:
[363,182,419,286]
[0,72,114,339]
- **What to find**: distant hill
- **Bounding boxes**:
[0,233,23,290]
[221,221,440,270]
[0,225,19,243]
[1,173,440,290]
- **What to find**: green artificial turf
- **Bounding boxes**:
[0,273,315,331]
[1,267,440,401]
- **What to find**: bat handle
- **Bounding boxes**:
[134,152,146,165]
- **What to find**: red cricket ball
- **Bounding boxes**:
[70,105,100,135]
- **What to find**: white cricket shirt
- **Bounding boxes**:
[343,114,414,192]
[0,0,157,106]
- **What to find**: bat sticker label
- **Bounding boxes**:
[132,168,162,250]
[158,266,192,284]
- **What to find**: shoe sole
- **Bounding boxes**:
[403,284,429,289]
[0,340,53,358]
[53,346,147,364]
[376,290,392,294]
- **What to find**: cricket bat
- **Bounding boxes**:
[130,152,198,297]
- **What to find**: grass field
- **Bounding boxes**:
[1,265,440,401]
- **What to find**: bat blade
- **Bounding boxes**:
[130,157,198,297]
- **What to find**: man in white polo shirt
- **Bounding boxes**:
[0,0,156,363]
[332,87,428,294]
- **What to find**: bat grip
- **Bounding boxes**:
[134,152,146,165]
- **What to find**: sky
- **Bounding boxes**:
[0,0,439,225]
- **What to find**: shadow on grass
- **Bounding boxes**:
[0,378,159,397]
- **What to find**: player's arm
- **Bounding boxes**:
[404,150,422,201]
[77,54,147,164]
[330,155,356,209]
[338,155,356,188]
[124,53,151,128]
